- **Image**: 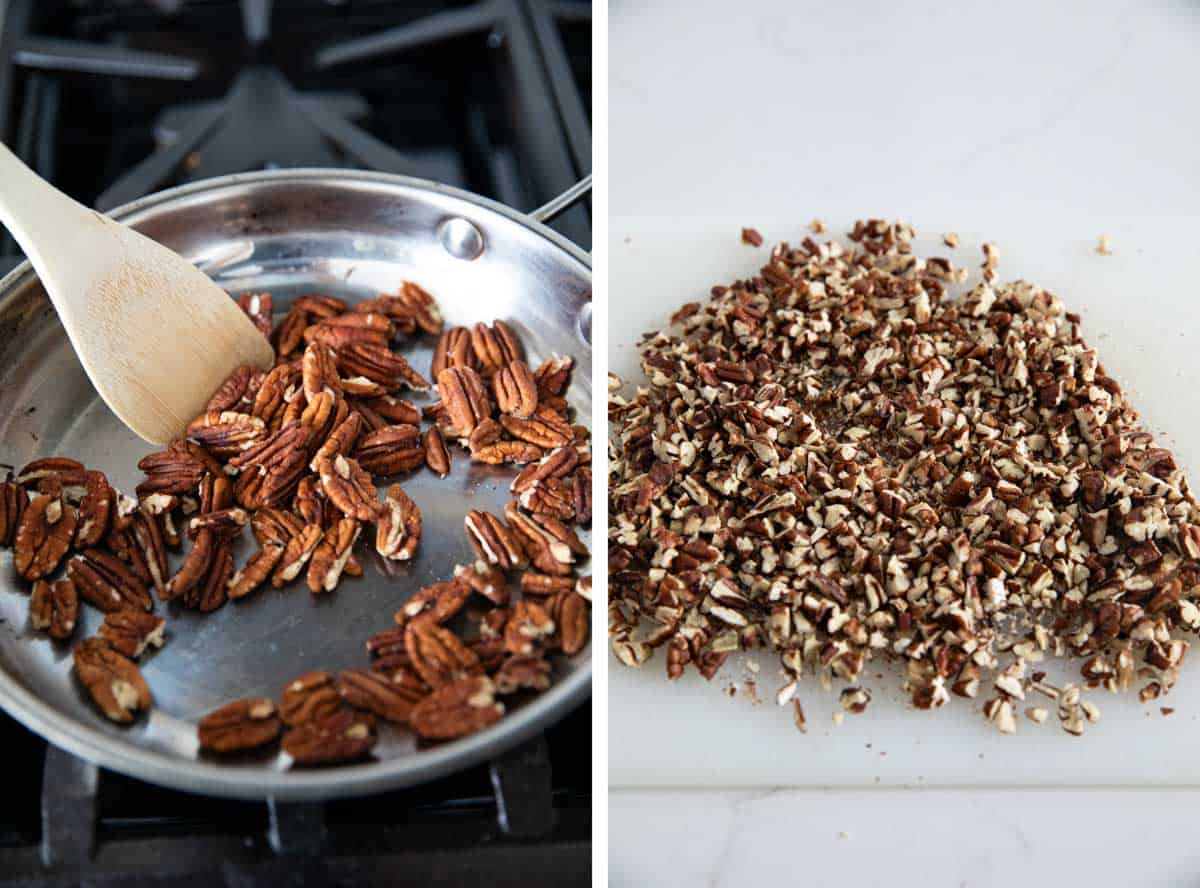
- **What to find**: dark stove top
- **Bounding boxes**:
[0,1,591,883]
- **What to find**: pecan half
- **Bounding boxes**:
[74,471,113,549]
[198,698,282,753]
[237,292,273,338]
[394,579,470,627]
[163,530,214,602]
[499,414,571,449]
[375,484,421,561]
[228,541,285,600]
[572,467,592,526]
[292,476,326,527]
[280,671,343,726]
[17,457,88,491]
[335,342,429,392]
[504,600,556,655]
[317,454,381,520]
[354,425,424,476]
[471,441,544,466]
[136,441,219,496]
[30,578,78,640]
[0,480,28,547]
[251,363,302,429]
[73,638,152,723]
[437,366,491,438]
[208,364,264,413]
[302,342,342,401]
[493,359,538,418]
[273,305,310,358]
[283,709,377,766]
[14,494,77,580]
[273,523,324,587]
[336,668,425,724]
[504,503,575,576]
[454,560,510,606]
[304,312,392,349]
[98,610,165,659]
[431,326,475,378]
[355,282,442,336]
[186,411,266,460]
[494,654,552,694]
[511,445,579,495]
[405,620,482,688]
[533,354,573,397]
[306,518,360,594]
[518,479,576,521]
[464,510,526,570]
[188,540,232,613]
[409,675,504,741]
[466,418,502,453]
[470,321,522,375]
[129,509,168,597]
[423,427,451,478]
[520,572,575,596]
[360,395,421,426]
[549,591,589,655]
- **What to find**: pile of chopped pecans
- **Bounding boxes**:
[608,220,1200,736]
[2,281,591,764]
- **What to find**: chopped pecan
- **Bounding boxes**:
[464,510,526,570]
[336,668,426,724]
[29,578,78,640]
[97,610,165,659]
[405,620,482,688]
[375,484,421,561]
[237,292,273,338]
[317,454,380,520]
[354,424,424,476]
[73,638,152,723]
[306,518,360,593]
[280,671,343,726]
[198,698,281,753]
[437,366,491,437]
[302,342,342,401]
[431,326,476,378]
[0,480,28,547]
[504,600,556,655]
[14,493,77,580]
[409,675,504,740]
[273,523,324,587]
[454,560,510,605]
[228,541,285,600]
[493,360,538,418]
[283,709,377,766]
[423,427,451,478]
[494,654,552,694]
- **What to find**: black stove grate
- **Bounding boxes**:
[0,1,591,883]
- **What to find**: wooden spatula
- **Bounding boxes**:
[0,142,274,444]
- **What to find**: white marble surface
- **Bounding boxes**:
[611,789,1200,887]
[609,0,1200,882]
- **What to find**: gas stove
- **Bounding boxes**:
[0,2,591,884]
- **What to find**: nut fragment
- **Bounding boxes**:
[198,697,282,753]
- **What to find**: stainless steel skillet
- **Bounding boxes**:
[0,169,591,801]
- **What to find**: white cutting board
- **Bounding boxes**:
[608,216,1200,788]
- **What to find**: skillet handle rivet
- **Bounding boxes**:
[438,218,484,261]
